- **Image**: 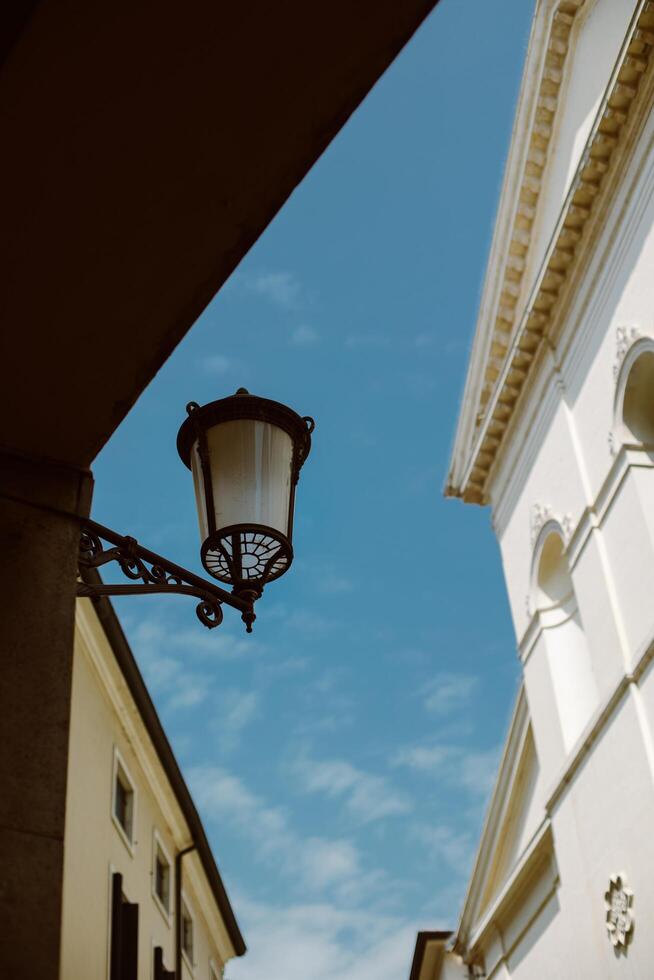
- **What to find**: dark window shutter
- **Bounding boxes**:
[110,872,139,980]
[120,900,139,980]
[153,945,176,980]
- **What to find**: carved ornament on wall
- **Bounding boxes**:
[605,873,633,949]
[530,503,574,546]
[613,325,640,380]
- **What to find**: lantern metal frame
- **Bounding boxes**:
[76,518,257,630]
[76,389,314,634]
[176,389,314,595]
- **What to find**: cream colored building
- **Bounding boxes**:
[60,573,245,980]
[414,0,654,977]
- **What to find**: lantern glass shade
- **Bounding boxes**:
[178,390,313,590]
[190,419,293,541]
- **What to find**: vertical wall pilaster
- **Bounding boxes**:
[0,449,92,979]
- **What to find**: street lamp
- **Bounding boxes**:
[77,389,314,633]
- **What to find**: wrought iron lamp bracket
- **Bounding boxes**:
[76,519,257,631]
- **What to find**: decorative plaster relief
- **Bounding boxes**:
[530,504,574,545]
[530,503,552,545]
[560,513,574,540]
[605,873,633,949]
[613,325,640,380]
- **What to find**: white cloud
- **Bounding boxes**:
[216,688,260,752]
[392,744,453,771]
[250,271,301,309]
[290,324,320,347]
[456,747,501,798]
[167,677,211,710]
[317,573,355,595]
[125,615,265,715]
[421,673,478,715]
[409,823,474,872]
[203,354,236,375]
[392,742,500,801]
[130,615,264,665]
[292,753,412,824]
[227,894,435,980]
[277,607,336,635]
[300,838,361,890]
[188,765,370,896]
[128,620,213,713]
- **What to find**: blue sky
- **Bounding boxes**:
[95,1,533,976]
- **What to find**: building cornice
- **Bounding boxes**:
[447,0,654,504]
[454,686,530,948]
[466,818,554,957]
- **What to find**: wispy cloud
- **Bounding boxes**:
[303,560,355,595]
[344,333,390,350]
[392,742,500,800]
[188,765,371,897]
[456,747,501,797]
[249,271,301,309]
[392,744,452,771]
[290,324,320,347]
[214,688,260,753]
[227,894,430,980]
[168,677,211,711]
[131,615,264,664]
[268,604,337,635]
[289,666,357,736]
[414,331,436,349]
[421,672,478,715]
[291,753,412,824]
[317,573,355,595]
[125,614,265,716]
[203,354,238,375]
[409,822,474,872]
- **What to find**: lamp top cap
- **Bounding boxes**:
[177,390,315,470]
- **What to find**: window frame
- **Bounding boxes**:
[151,829,173,925]
[180,892,196,974]
[111,747,137,854]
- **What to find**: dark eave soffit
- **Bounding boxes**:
[0,0,438,468]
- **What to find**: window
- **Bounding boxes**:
[152,833,172,918]
[155,849,170,908]
[181,897,194,968]
[622,348,654,445]
[112,749,135,849]
[533,530,598,750]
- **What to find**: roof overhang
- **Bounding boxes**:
[446,0,654,504]
[0,0,438,470]
[408,931,453,980]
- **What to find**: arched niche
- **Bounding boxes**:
[614,337,654,449]
[531,525,598,751]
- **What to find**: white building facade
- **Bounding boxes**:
[419,1,654,977]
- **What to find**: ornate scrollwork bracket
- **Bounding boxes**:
[77,519,257,632]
